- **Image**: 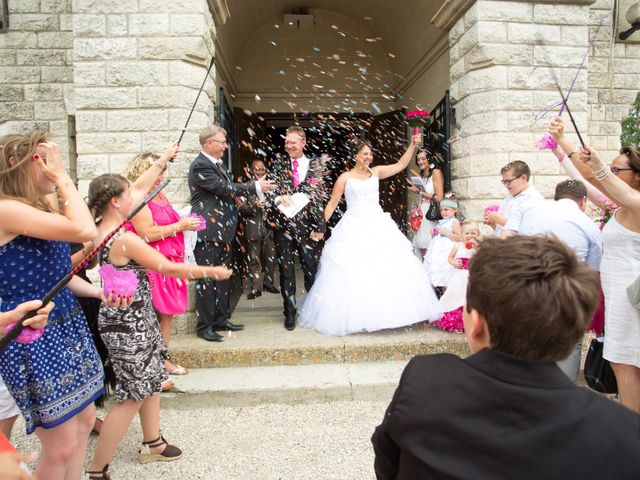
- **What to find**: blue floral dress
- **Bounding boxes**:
[0,236,104,434]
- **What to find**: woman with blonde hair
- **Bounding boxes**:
[0,132,126,479]
[124,152,200,380]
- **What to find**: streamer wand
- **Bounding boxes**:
[175,56,216,148]
[556,83,585,148]
[0,179,170,354]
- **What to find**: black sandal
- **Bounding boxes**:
[138,434,183,464]
[86,464,111,480]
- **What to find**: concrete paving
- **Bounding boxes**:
[11,401,389,479]
[161,361,409,408]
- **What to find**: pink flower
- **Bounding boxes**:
[405,109,430,128]
[307,177,318,186]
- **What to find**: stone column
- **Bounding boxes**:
[443,0,595,219]
[72,0,217,205]
[0,0,74,163]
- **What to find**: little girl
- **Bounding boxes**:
[84,171,232,480]
[436,220,481,332]
[423,197,461,297]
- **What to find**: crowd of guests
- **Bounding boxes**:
[0,110,639,478]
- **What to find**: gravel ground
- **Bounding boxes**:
[11,401,388,479]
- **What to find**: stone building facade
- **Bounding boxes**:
[1,0,638,332]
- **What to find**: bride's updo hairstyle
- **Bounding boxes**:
[87,173,128,222]
[353,141,372,156]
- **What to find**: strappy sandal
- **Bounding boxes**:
[86,464,111,480]
[138,434,183,464]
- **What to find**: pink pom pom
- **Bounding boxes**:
[460,258,470,270]
[99,264,139,300]
[3,323,44,344]
[484,204,500,213]
[189,213,206,231]
[536,132,558,150]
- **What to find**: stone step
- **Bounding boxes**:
[169,318,469,368]
[161,361,408,409]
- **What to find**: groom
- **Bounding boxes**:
[267,126,326,330]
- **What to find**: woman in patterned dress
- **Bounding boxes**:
[84,172,232,479]
[0,132,128,479]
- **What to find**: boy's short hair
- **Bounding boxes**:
[554,179,587,202]
[466,236,599,362]
[500,161,530,181]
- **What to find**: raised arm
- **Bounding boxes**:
[552,147,607,207]
[0,142,96,243]
[373,139,418,181]
[548,116,609,202]
[129,202,200,243]
[129,142,178,205]
[580,145,640,213]
[110,232,233,280]
[324,173,348,222]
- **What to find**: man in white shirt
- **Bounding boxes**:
[188,125,275,341]
[484,161,544,237]
[267,126,326,330]
[519,179,603,381]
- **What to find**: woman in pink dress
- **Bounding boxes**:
[125,152,201,380]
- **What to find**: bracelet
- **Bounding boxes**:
[567,149,580,160]
[593,166,610,181]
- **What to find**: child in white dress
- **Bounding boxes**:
[423,199,461,297]
[435,220,480,332]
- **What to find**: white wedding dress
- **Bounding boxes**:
[299,175,442,336]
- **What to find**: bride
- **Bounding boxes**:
[298,134,442,336]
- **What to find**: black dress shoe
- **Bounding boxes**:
[247,290,259,300]
[197,329,224,342]
[284,316,296,331]
[264,285,280,294]
[212,320,245,332]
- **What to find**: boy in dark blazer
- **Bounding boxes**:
[373,236,640,479]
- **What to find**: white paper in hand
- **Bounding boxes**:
[278,192,310,218]
[410,176,426,191]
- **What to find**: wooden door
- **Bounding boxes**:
[368,110,407,233]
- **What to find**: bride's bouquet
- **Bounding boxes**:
[406,109,430,135]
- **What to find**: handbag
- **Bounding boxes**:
[584,337,618,394]
[627,275,640,310]
[425,199,442,222]
[409,207,423,231]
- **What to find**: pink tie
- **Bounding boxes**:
[292,159,299,189]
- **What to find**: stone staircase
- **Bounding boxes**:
[163,281,469,408]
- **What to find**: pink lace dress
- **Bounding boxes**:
[146,199,188,315]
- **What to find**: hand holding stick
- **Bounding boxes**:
[0,179,171,354]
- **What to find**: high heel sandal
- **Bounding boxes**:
[86,464,111,480]
[138,434,183,464]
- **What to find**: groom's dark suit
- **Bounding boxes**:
[267,155,326,323]
[188,152,257,334]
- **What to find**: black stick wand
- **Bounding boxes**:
[556,83,585,148]
[175,56,216,148]
[0,179,170,354]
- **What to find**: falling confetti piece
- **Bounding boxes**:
[255,94,261,101]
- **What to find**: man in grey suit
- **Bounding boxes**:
[238,159,279,300]
[188,125,274,342]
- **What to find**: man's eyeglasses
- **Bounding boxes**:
[501,176,520,186]
[610,167,633,175]
[207,138,227,144]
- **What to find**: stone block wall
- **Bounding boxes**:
[72,0,217,205]
[0,0,74,165]
[588,0,640,160]
[448,0,593,221]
